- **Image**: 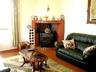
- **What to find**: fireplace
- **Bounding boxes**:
[36,23,57,47]
[32,19,64,47]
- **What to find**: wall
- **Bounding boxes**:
[60,0,96,38]
[18,0,96,41]
[18,0,62,41]
[18,0,36,41]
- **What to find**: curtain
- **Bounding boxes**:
[12,0,19,47]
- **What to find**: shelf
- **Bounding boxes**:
[32,20,64,24]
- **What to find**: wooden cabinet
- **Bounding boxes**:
[32,19,64,47]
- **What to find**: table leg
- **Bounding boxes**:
[44,60,48,67]
[20,57,30,67]
[20,57,25,67]
[32,62,35,72]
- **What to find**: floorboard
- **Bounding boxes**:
[0,47,86,72]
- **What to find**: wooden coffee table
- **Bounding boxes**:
[31,53,48,72]
[19,48,48,72]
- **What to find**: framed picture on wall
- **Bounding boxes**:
[87,0,96,24]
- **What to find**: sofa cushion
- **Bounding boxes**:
[62,39,75,49]
[83,45,96,58]
[75,41,91,51]
[58,48,83,61]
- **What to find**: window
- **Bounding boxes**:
[0,0,14,51]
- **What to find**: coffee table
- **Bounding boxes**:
[19,48,48,72]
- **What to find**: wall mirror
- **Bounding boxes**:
[87,0,96,24]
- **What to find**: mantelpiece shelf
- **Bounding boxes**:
[32,20,63,24]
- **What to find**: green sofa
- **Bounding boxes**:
[56,33,96,71]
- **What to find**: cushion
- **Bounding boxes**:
[62,39,75,49]
[76,41,91,51]
[18,41,30,50]
[83,45,96,58]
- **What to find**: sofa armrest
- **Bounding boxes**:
[83,50,96,60]
[83,45,96,59]
[82,51,96,71]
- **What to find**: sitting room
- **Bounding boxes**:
[0,0,96,72]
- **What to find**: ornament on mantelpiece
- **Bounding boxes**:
[40,16,42,21]
[60,14,64,20]
[44,16,48,21]
[33,16,38,20]
[52,16,55,20]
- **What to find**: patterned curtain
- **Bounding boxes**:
[12,0,19,47]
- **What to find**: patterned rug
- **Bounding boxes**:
[4,55,73,72]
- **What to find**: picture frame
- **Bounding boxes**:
[87,0,96,24]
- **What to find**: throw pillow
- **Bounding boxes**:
[18,41,30,50]
[62,39,75,49]
[83,45,96,58]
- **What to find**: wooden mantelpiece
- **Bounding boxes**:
[32,19,64,46]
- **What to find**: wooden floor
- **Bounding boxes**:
[0,47,86,72]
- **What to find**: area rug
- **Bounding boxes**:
[4,55,73,72]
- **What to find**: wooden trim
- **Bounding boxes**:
[0,48,18,52]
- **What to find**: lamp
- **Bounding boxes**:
[45,5,50,20]
[47,5,50,12]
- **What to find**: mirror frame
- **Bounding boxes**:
[87,0,96,24]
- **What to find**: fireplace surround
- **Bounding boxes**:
[32,19,64,47]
